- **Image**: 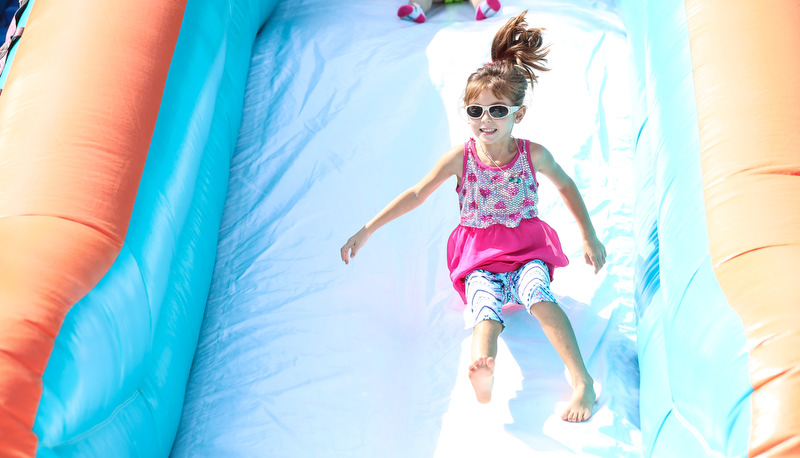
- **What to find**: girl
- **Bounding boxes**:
[340,11,606,422]
[397,0,501,24]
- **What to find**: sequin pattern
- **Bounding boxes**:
[458,139,539,228]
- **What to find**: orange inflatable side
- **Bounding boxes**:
[0,1,186,455]
[685,1,800,456]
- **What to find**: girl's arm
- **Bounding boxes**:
[531,143,607,273]
[340,145,463,264]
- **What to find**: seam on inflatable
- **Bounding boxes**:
[714,244,794,269]
[671,404,725,457]
[0,347,39,375]
[5,213,125,247]
[22,317,57,340]
[756,434,800,458]
[46,387,144,449]
[0,401,30,433]
[649,407,672,456]
[705,166,800,189]
[124,242,154,350]
[634,117,648,151]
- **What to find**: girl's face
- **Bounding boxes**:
[466,89,526,146]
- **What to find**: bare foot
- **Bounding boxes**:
[468,356,495,404]
[561,378,595,422]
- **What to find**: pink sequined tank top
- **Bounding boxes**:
[457,138,539,228]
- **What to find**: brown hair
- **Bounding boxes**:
[464,11,550,106]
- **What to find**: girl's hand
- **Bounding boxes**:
[583,236,607,273]
[340,227,370,265]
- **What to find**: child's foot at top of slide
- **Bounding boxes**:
[398,2,426,23]
[561,376,596,422]
[468,356,495,404]
[475,0,502,21]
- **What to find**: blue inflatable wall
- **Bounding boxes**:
[617,1,751,456]
[33,1,278,456]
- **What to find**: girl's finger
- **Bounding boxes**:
[341,242,353,263]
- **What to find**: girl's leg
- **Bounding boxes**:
[416,0,434,11]
[469,319,503,404]
[469,0,501,21]
[529,301,595,422]
[515,260,595,422]
[398,0,432,23]
[465,270,505,404]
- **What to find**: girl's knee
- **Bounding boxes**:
[524,286,558,315]
[527,299,559,320]
[473,317,504,335]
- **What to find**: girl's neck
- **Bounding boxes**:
[478,137,516,161]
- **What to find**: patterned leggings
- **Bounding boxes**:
[464,259,558,328]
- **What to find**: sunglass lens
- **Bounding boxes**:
[466,106,483,118]
[488,105,509,118]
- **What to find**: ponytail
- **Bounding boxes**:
[491,11,549,85]
[464,11,550,106]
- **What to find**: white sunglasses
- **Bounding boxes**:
[465,104,521,119]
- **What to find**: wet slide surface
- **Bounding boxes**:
[172,1,639,456]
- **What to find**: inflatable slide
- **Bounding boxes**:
[0,0,797,456]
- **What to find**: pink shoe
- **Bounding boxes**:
[475,0,501,20]
[398,2,426,24]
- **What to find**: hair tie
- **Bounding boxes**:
[486,61,495,65]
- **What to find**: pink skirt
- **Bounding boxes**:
[447,217,569,304]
